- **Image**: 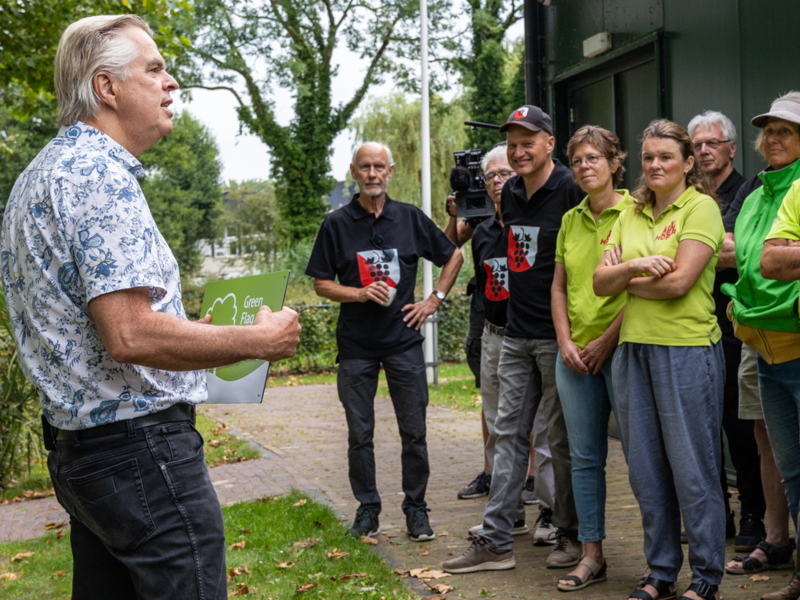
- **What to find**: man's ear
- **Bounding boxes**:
[92,71,119,111]
[730,141,737,160]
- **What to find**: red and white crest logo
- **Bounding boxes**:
[514,107,529,119]
[508,226,539,272]
[357,249,400,287]
[484,258,510,301]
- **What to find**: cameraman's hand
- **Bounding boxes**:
[446,194,457,218]
[401,295,441,330]
[252,306,302,361]
[357,281,391,304]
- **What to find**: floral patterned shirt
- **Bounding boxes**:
[1,122,206,430]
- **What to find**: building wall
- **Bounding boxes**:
[542,0,800,178]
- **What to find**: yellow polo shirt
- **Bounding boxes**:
[555,190,632,348]
[767,179,800,241]
[606,186,724,346]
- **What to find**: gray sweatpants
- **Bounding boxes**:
[480,336,577,550]
[613,342,726,587]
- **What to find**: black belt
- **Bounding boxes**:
[485,321,505,337]
[49,403,196,442]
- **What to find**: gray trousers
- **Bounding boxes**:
[480,336,578,550]
[481,325,554,510]
[613,342,726,587]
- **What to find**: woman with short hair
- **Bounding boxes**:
[594,119,726,600]
[552,125,631,592]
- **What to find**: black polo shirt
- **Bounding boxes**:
[306,194,456,360]
[501,160,583,339]
[713,169,747,341]
[471,214,508,328]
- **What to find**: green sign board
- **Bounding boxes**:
[200,271,290,403]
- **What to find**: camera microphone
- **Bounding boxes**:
[449,166,472,192]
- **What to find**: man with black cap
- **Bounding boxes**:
[443,106,583,574]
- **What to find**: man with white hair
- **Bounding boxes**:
[688,111,766,551]
[306,141,463,542]
[1,14,300,600]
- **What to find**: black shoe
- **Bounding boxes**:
[736,514,766,552]
[726,510,736,539]
[521,475,539,505]
[346,506,380,538]
[458,471,491,499]
[407,507,436,542]
[680,530,688,544]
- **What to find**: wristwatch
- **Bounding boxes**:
[432,290,446,302]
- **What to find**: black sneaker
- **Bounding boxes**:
[346,506,380,538]
[521,475,539,505]
[407,507,436,542]
[458,471,491,499]
[533,507,557,545]
[736,514,766,552]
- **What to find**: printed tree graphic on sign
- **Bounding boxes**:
[206,294,238,324]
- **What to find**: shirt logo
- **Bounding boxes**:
[600,230,612,246]
[514,107,529,119]
[483,258,510,301]
[508,225,540,272]
[357,249,400,287]
[655,220,677,241]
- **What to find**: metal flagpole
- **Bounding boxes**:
[420,0,435,384]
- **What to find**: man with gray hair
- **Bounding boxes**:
[1,15,300,599]
[307,141,463,542]
[688,110,766,550]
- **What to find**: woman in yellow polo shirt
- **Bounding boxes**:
[593,119,726,600]
[552,126,631,592]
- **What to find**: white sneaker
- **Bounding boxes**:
[533,507,557,545]
[469,520,529,536]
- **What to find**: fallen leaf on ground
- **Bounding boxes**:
[461,385,468,390]
[409,568,431,578]
[429,596,447,600]
[241,565,250,574]
[292,499,307,507]
[738,584,749,589]
[45,521,66,529]
[295,582,317,593]
[339,573,368,581]
[409,568,451,581]
[229,583,249,596]
[419,550,429,556]
[360,535,379,545]
[394,568,408,576]
[229,567,242,577]
[10,552,34,562]
[326,548,348,560]
[208,440,220,448]
[751,575,770,582]
[430,582,454,593]
[439,531,449,537]
[274,560,294,569]
[228,540,247,550]
[56,530,64,540]
[53,571,68,577]
[0,573,23,581]
[312,521,324,528]
[240,528,251,534]
[291,537,318,553]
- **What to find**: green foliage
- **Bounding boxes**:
[0,288,43,490]
[350,93,470,227]
[275,305,341,375]
[138,111,223,275]
[181,0,455,242]
[437,290,471,362]
[217,180,278,261]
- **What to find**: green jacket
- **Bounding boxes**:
[722,159,800,333]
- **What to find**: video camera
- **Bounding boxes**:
[449,121,502,218]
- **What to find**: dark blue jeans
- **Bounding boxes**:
[337,343,429,515]
[47,411,227,600]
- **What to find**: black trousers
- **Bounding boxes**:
[337,343,429,515]
[46,409,227,600]
[720,333,766,519]
[465,303,485,388]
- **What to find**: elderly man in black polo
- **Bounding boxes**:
[306,141,463,542]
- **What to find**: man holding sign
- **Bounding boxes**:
[1,15,299,600]
[307,141,463,542]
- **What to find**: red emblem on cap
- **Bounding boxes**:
[513,107,529,119]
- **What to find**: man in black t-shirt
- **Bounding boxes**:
[688,111,766,551]
[306,142,463,543]
[444,106,583,574]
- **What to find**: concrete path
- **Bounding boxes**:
[1,383,787,600]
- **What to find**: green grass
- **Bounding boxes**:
[0,462,51,503]
[0,491,416,600]
[196,412,262,468]
[267,362,481,413]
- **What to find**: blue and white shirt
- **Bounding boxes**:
[1,122,206,430]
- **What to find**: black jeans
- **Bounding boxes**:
[46,408,227,600]
[337,343,429,515]
[464,303,485,388]
[719,334,766,519]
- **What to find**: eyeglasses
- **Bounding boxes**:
[570,154,603,169]
[370,233,395,261]
[485,169,515,182]
[692,139,730,151]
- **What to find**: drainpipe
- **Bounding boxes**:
[524,0,543,107]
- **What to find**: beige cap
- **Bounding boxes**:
[751,96,800,128]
